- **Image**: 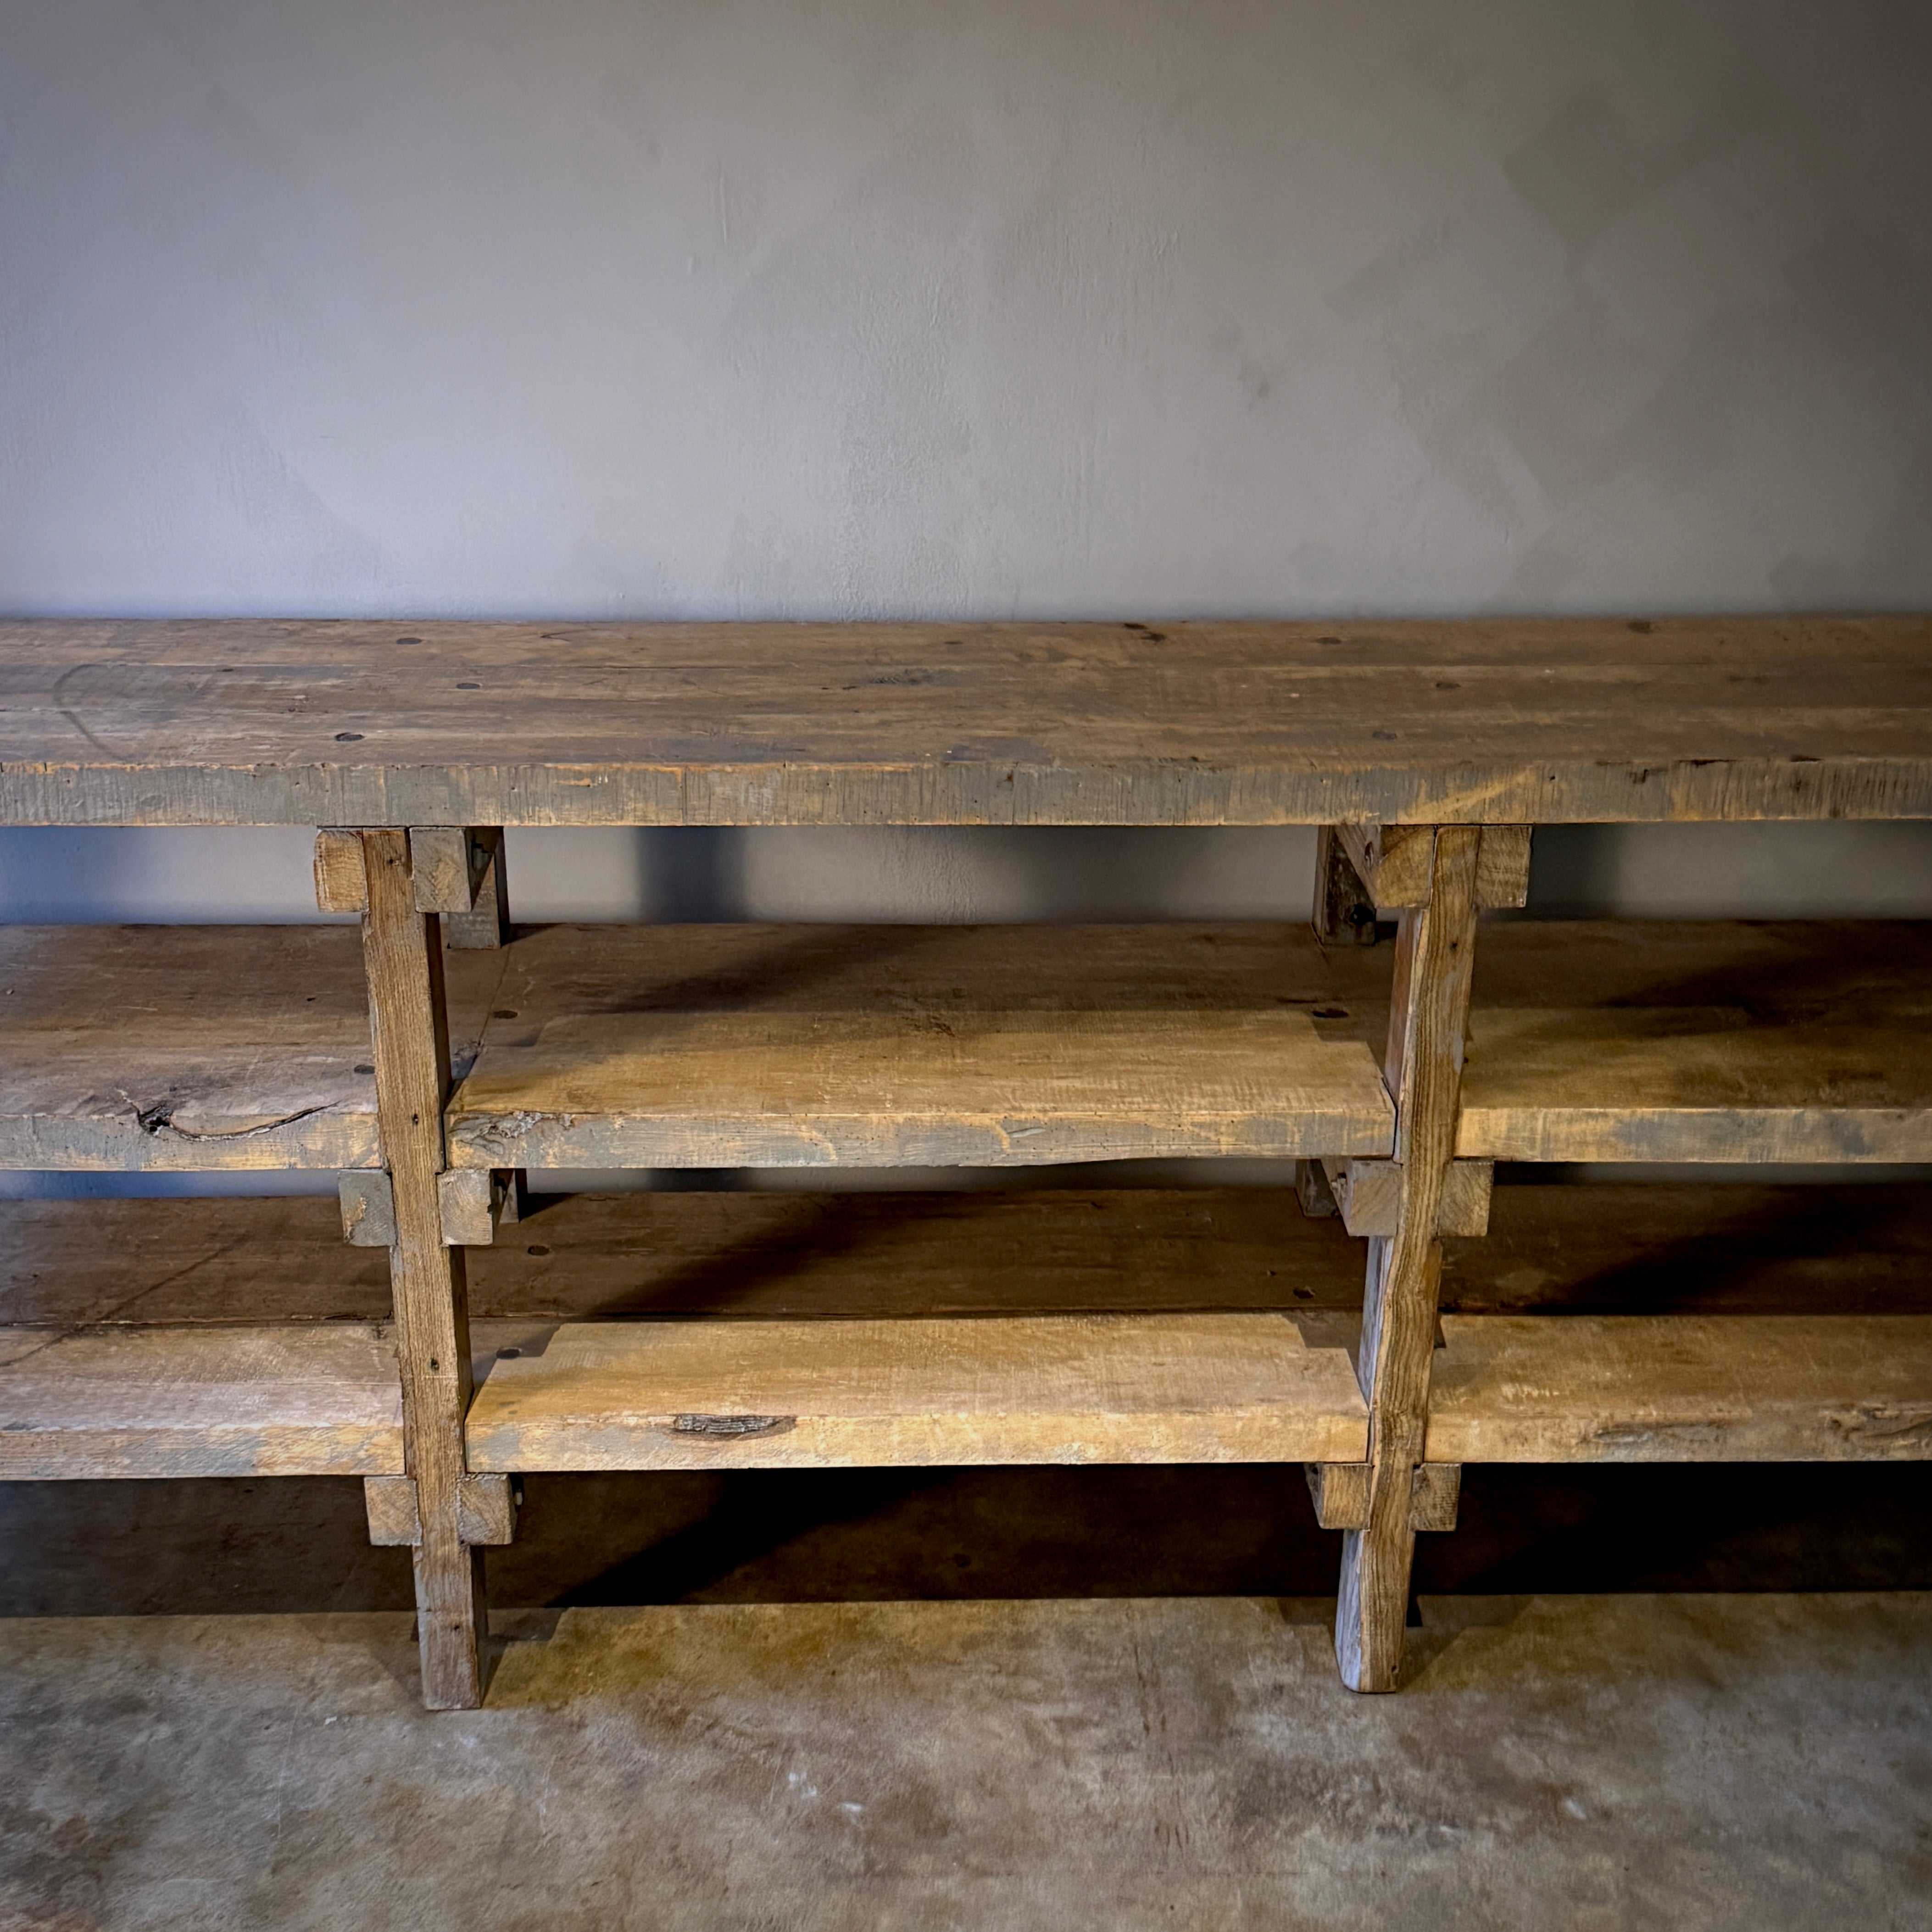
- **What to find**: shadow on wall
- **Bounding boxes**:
[2,822,1931,923]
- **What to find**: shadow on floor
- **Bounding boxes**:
[5,1462,1930,1619]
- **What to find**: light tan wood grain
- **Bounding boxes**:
[1427,1315,1932,1462]
[2,617,1928,826]
[1458,921,1932,1162]
[0,1322,403,1478]
[463,1313,1369,1472]
[444,923,1396,1171]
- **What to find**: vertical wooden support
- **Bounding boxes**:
[1334,825,1482,1692]
[357,828,489,1708]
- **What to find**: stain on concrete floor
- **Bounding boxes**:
[1,1593,1927,1930]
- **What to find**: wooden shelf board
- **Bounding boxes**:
[1428,1314,1932,1463]
[0,926,507,1171]
[462,1313,1370,1472]
[9,1186,1932,1478]
[0,1186,1367,1326]
[10,1182,1932,1331]
[2,617,1927,827]
[1457,922,1932,1164]
[6,919,1925,1177]
[0,1323,404,1479]
[444,924,1396,1171]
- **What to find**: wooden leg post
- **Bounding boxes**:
[1334,825,1483,1691]
[355,828,489,1708]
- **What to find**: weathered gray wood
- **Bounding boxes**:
[463,1313,1369,1472]
[0,1322,403,1478]
[357,828,488,1710]
[442,830,512,949]
[444,923,1396,1171]
[0,925,384,1171]
[438,1168,504,1246]
[408,827,496,915]
[2,618,1930,827]
[1336,825,1483,1693]
[1427,1315,1932,1462]
[339,1171,395,1247]
[0,924,511,1174]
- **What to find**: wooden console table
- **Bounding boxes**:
[1,616,1928,1705]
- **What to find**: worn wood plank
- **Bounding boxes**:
[445,923,1395,1170]
[2,617,1929,827]
[1336,826,1482,1693]
[12,1181,1932,1331]
[0,926,507,1172]
[0,1322,402,1478]
[463,1312,1368,1472]
[1459,921,1932,1162]
[0,1187,1368,1326]
[357,829,488,1710]
[1427,1315,1932,1462]
[1440,1182,1932,1317]
[0,925,381,1170]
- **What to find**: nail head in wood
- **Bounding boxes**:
[313,828,368,914]
[338,1170,396,1247]
[1313,826,1381,947]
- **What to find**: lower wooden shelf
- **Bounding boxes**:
[0,1323,403,1479]
[461,1313,1369,1471]
[5,1184,1931,1484]
[1426,1314,1932,1463]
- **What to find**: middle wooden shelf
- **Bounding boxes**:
[5,918,1930,1177]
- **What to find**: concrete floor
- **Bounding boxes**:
[2,1592,1928,1929]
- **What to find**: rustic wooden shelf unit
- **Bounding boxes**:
[1,616,1927,1705]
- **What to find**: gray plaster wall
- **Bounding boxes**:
[1,0,1929,924]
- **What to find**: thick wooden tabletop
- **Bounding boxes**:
[0,616,1926,826]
